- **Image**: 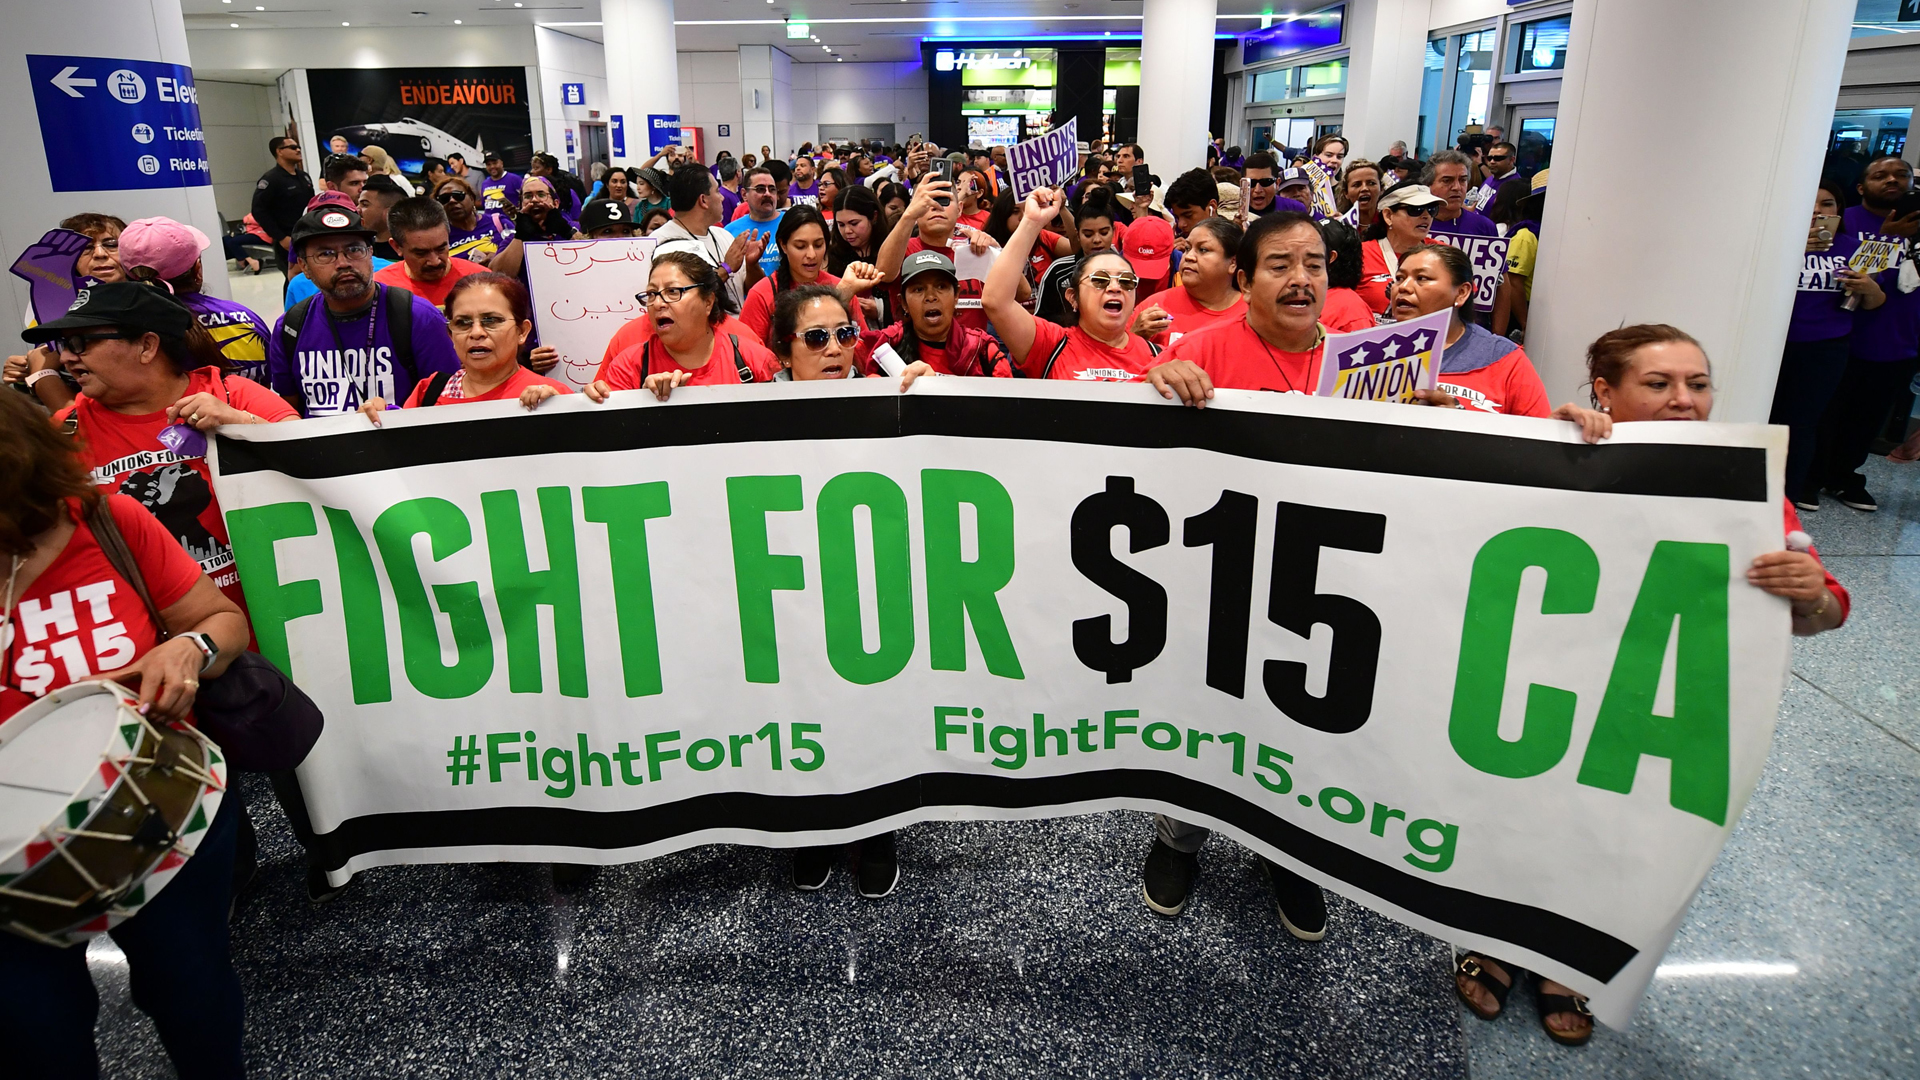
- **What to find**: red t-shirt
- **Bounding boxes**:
[1436,346,1552,418]
[1357,238,1444,314]
[740,272,870,349]
[603,330,781,389]
[1028,229,1067,283]
[595,313,761,383]
[59,368,297,612]
[896,237,991,335]
[1026,318,1161,382]
[402,365,576,407]
[1141,286,1249,348]
[1164,317,1323,394]
[957,210,991,231]
[372,257,488,310]
[1,495,204,720]
[1321,288,1376,333]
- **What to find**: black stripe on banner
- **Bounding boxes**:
[216,394,1766,502]
[310,769,1639,982]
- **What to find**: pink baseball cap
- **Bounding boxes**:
[118,216,212,280]
[306,190,359,213]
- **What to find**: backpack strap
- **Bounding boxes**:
[729,334,752,382]
[639,340,653,381]
[1147,338,1163,357]
[383,284,415,365]
[1040,335,1071,379]
[84,498,169,642]
[420,370,454,407]
[281,295,317,340]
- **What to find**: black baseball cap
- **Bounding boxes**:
[23,281,195,344]
[287,207,376,253]
[579,199,632,233]
[482,150,502,162]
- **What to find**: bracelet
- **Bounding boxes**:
[1795,591,1830,620]
[25,369,61,388]
[719,261,733,276]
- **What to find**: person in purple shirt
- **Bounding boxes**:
[477,152,524,213]
[115,216,276,386]
[264,208,461,417]
[716,156,744,223]
[433,176,523,277]
[789,155,822,206]
[1771,178,1885,508]
[1472,142,1520,211]
[1810,154,1920,512]
[1425,149,1504,318]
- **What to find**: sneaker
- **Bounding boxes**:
[855,832,900,899]
[1262,858,1328,941]
[1824,479,1879,513]
[792,845,836,891]
[1141,839,1199,916]
[307,863,354,904]
[1791,492,1819,513]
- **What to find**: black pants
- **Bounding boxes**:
[1816,352,1920,490]
[1769,335,1851,500]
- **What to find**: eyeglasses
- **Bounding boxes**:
[1248,177,1278,188]
[436,191,470,204]
[748,184,779,194]
[304,243,372,266]
[450,314,514,332]
[796,323,860,349]
[58,331,136,356]
[1085,271,1139,291]
[637,284,699,306]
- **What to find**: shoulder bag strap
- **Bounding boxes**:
[383,284,415,364]
[421,370,453,407]
[729,335,752,383]
[84,498,169,642]
[1378,239,1402,281]
[1041,335,1071,380]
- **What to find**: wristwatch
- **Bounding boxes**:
[181,631,219,673]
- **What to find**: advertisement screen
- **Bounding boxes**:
[967,116,1022,147]
[307,67,536,174]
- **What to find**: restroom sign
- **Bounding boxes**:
[28,54,209,193]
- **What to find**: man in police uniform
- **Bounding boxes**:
[251,135,314,284]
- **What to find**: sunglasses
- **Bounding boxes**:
[436,191,470,204]
[1086,271,1139,291]
[58,331,138,356]
[1248,177,1278,188]
[796,324,860,349]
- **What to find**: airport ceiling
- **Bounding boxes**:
[183,0,1305,65]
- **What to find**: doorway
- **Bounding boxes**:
[580,122,610,174]
[1508,104,1556,177]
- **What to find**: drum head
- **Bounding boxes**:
[0,682,128,858]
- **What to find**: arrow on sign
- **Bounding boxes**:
[50,66,96,97]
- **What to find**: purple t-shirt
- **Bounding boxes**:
[1253,196,1312,217]
[1430,209,1506,314]
[1843,203,1920,362]
[718,183,743,224]
[1789,231,1863,343]
[789,181,821,207]
[450,212,517,263]
[181,292,273,385]
[479,171,524,212]
[265,285,462,416]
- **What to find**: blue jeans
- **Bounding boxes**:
[0,794,245,1079]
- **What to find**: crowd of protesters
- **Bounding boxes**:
[2,115,1880,1074]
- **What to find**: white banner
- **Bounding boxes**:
[209,380,1790,1027]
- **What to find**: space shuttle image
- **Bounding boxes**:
[329,118,485,167]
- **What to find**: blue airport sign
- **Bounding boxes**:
[28,54,210,194]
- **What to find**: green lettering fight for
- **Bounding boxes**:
[583,483,672,698]
[373,497,495,699]
[816,472,915,685]
[482,487,588,697]
[727,475,807,683]
[223,502,321,677]
[922,469,1024,679]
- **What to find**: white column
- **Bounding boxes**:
[1339,0,1433,161]
[1138,0,1219,174]
[601,0,680,166]
[0,0,231,331]
[1527,0,1854,421]
[739,45,775,162]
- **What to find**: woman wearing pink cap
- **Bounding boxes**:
[118,217,274,387]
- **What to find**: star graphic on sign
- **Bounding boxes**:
[1347,341,1375,365]
[1381,338,1402,359]
[1412,331,1432,352]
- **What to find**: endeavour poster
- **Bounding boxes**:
[209,380,1791,1027]
[307,67,535,174]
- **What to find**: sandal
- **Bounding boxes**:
[1533,980,1594,1047]
[1454,952,1513,1020]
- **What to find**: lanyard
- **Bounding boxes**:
[322,285,381,358]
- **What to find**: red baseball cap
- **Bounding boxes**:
[1121,216,1175,278]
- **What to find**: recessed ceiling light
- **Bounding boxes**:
[454,18,462,23]
[230,21,239,27]
[341,20,349,25]
[255,4,264,8]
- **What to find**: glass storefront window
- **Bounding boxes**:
[1449,29,1494,139]
[1831,107,1912,163]
[1248,68,1293,103]
[1298,59,1346,97]
[1510,15,1571,73]
[1417,37,1445,158]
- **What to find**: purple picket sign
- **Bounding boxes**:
[1005,118,1080,201]
[9,228,92,324]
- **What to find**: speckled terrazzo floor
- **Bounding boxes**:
[85,457,1920,1080]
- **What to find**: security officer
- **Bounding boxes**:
[250,135,314,284]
